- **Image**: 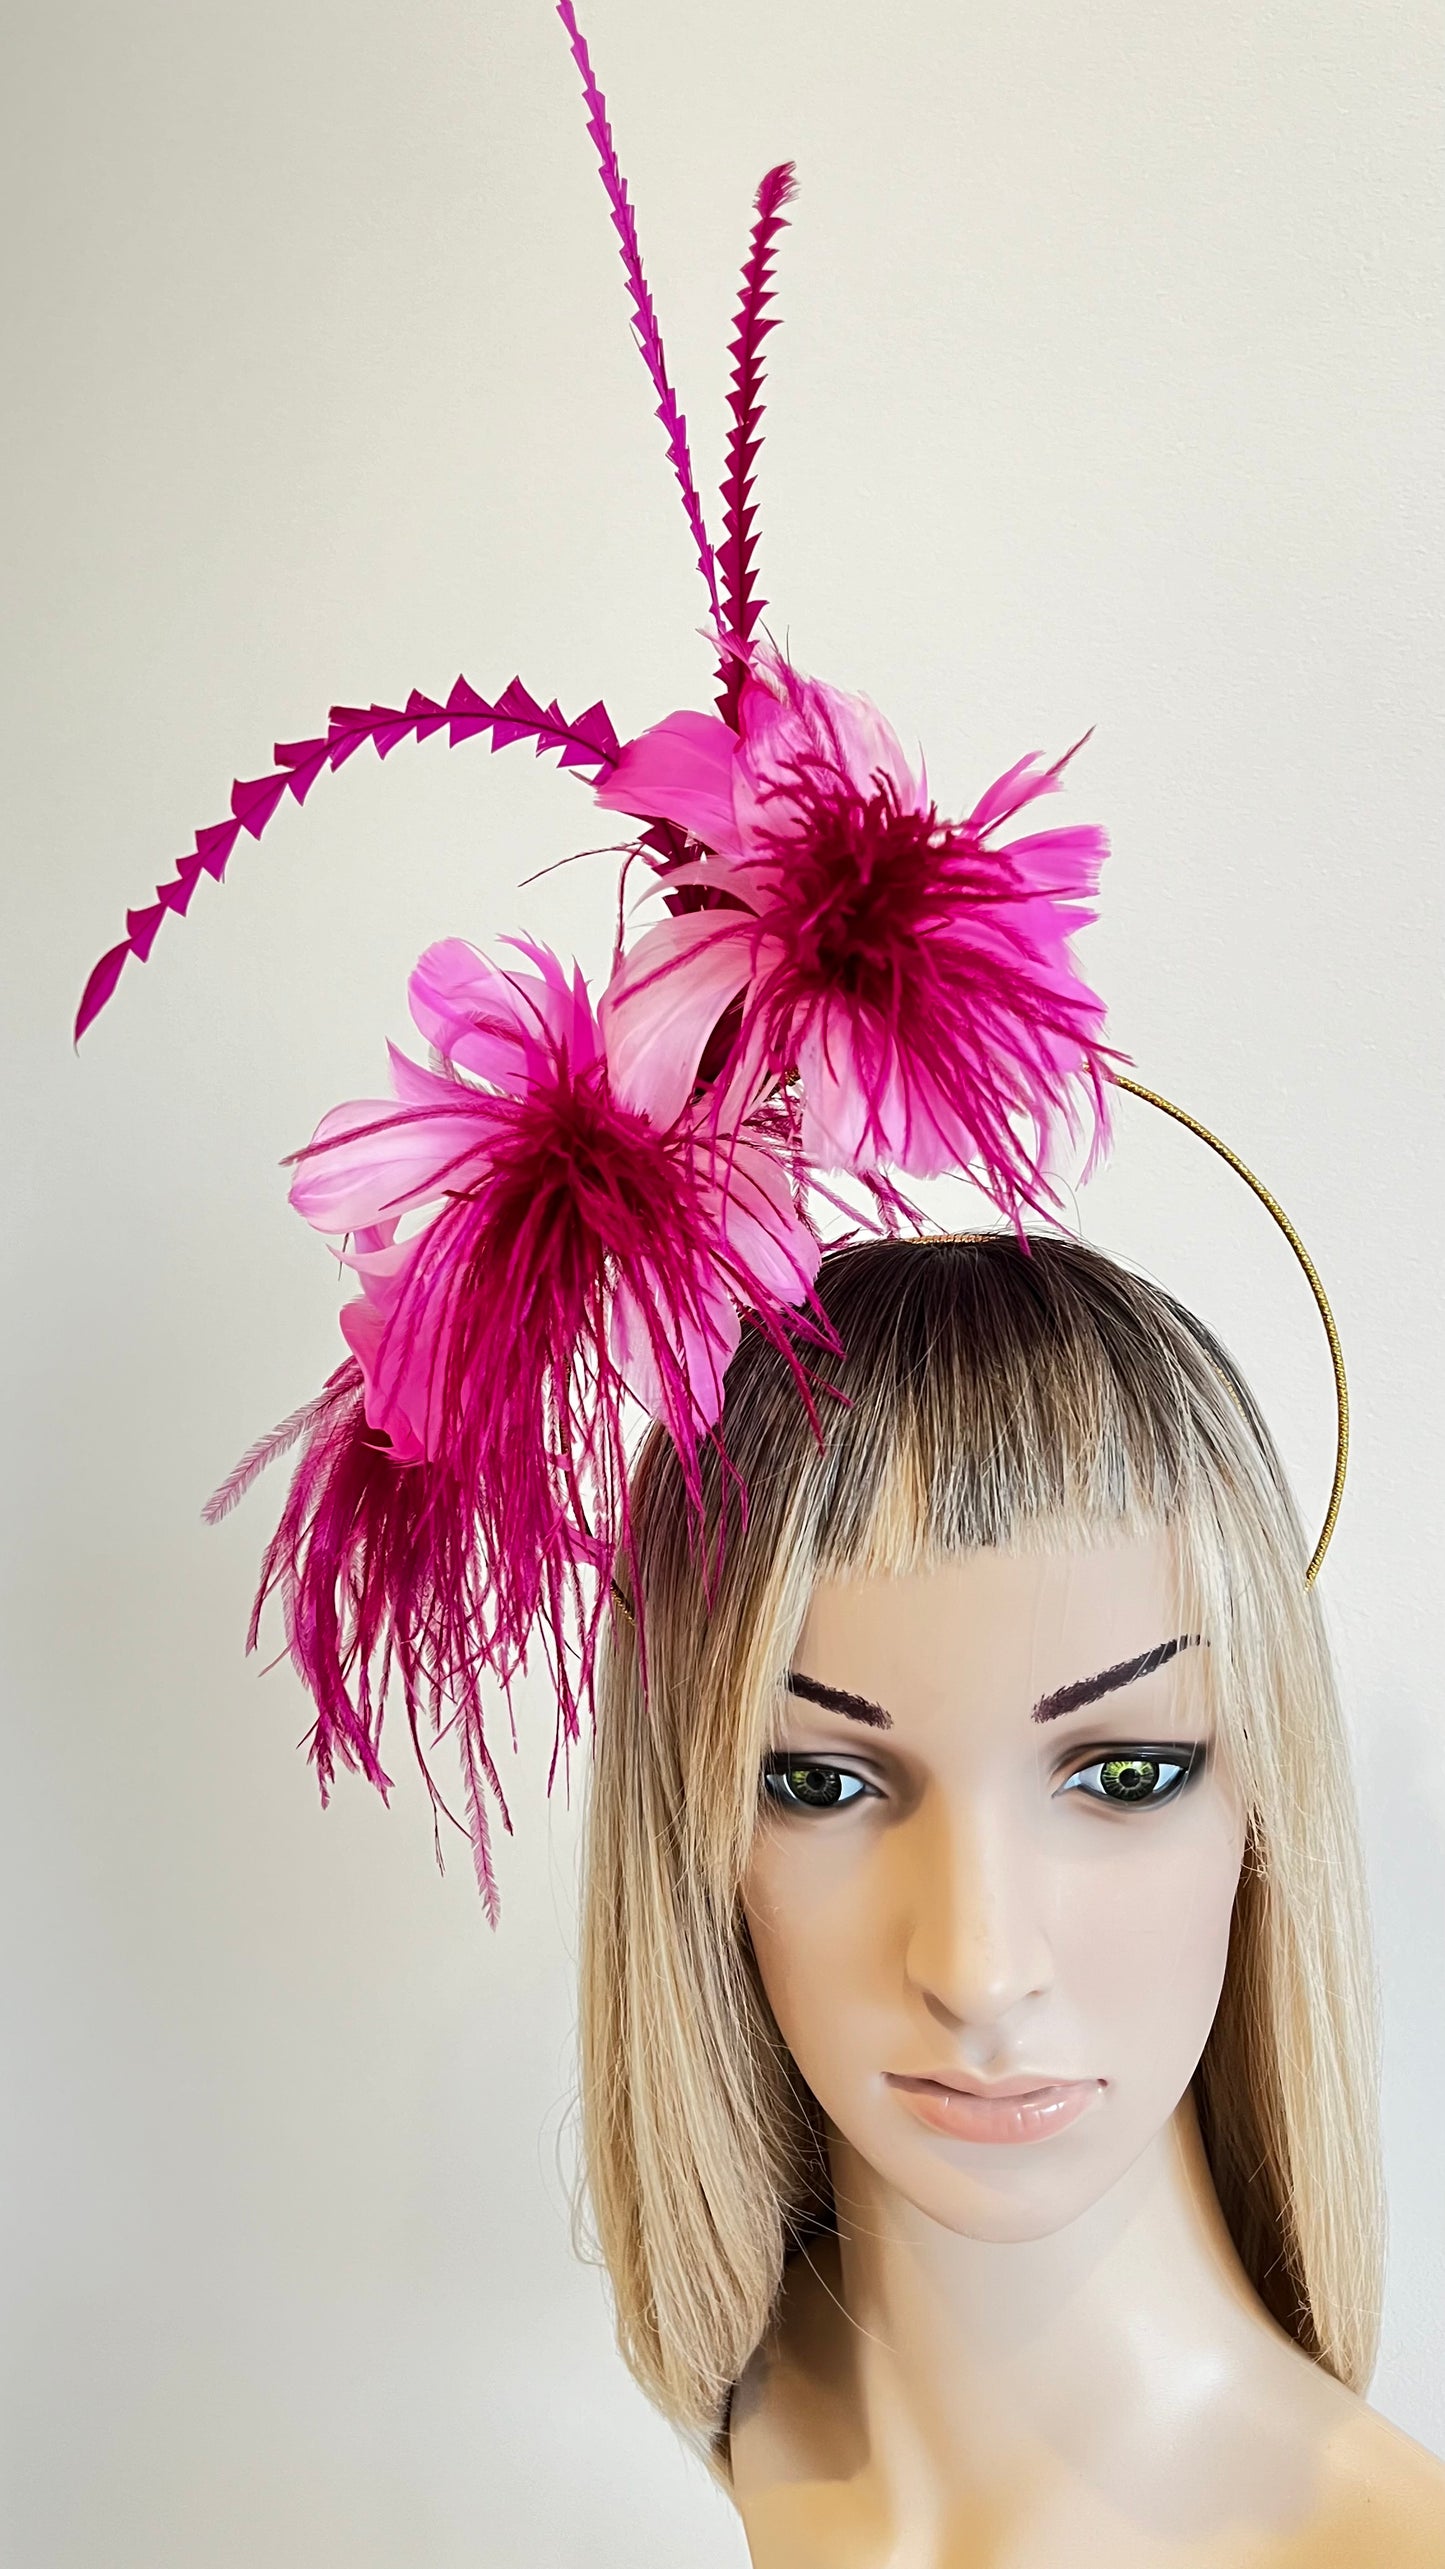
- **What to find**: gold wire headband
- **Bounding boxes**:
[928,1076,1347,1585]
[1111,1075,1347,1586]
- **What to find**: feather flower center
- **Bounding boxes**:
[758,773,989,1002]
[454,1069,699,1270]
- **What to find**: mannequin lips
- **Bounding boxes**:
[885,2072,1105,2145]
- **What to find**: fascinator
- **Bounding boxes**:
[76,2,1347,1917]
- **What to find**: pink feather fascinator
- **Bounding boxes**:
[77,1,1115,1916]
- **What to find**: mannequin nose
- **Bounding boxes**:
[901,1793,1054,2030]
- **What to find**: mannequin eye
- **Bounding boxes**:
[1060,1746,1202,1809]
[761,1756,875,1814]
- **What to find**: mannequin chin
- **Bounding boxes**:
[741,1533,1246,2248]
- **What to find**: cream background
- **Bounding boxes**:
[4,0,1442,2560]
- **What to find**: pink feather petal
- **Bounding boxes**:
[407,938,546,1087]
[593,709,744,852]
[609,1264,740,1429]
[710,1130,824,1307]
[337,1244,432,1461]
[992,823,1108,899]
[964,736,1091,836]
[288,1092,487,1234]
[732,655,927,846]
[599,907,755,1124]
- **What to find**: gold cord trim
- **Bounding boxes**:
[1109,1074,1348,1585]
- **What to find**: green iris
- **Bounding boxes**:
[1097,1755,1163,1804]
[781,1761,850,1808]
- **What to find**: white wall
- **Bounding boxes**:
[3,1,1441,2560]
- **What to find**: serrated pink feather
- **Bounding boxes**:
[716,163,797,724]
[555,1,720,624]
[73,681,621,1040]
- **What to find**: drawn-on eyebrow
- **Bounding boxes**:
[786,1634,1201,1735]
[1031,1634,1200,1724]
[786,1671,893,1730]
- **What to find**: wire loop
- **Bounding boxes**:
[1109,1074,1347,1585]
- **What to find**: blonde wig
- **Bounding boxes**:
[574,1234,1384,2484]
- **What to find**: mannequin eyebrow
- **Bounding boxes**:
[785,1635,1200,1732]
[1031,1634,1200,1723]
[785,1671,893,1729]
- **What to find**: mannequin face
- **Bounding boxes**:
[741,1533,1247,2243]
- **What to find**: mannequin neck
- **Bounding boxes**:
[826,2086,1284,2484]
[728,2087,1357,2563]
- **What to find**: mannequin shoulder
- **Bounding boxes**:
[1254,2352,1445,2565]
[728,2271,1445,2569]
[1312,2402,1445,2564]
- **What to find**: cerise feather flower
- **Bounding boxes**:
[78,3,1145,1921]
[226,935,826,1913]
[596,650,1113,1218]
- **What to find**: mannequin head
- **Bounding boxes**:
[578,1236,1382,2469]
[742,1529,1246,2249]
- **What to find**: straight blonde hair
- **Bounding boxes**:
[574,1234,1384,2484]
